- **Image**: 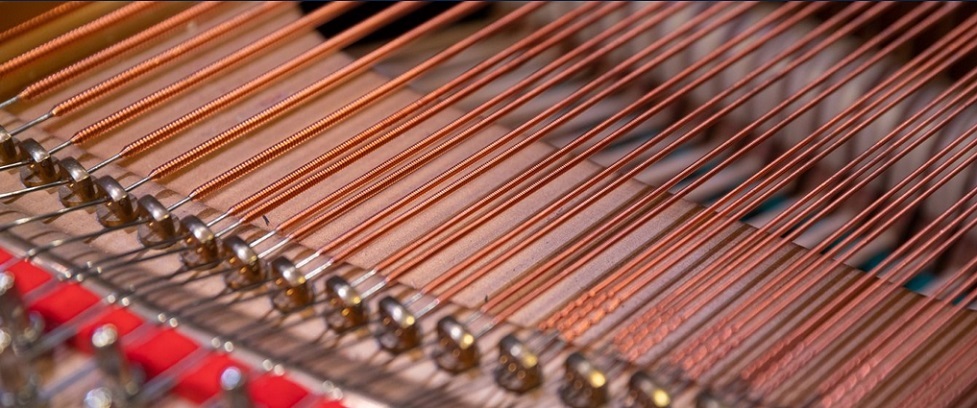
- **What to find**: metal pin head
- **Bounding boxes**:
[269,257,313,314]
[83,387,115,408]
[91,325,118,349]
[91,324,142,403]
[322,276,367,333]
[695,390,727,408]
[626,371,673,408]
[18,139,62,187]
[94,177,138,227]
[57,157,102,208]
[0,272,42,348]
[136,195,179,248]
[375,296,421,353]
[220,236,263,290]
[220,367,253,408]
[495,334,542,394]
[0,126,23,165]
[695,381,753,408]
[433,315,480,374]
[0,329,41,407]
[179,215,221,269]
[559,352,609,408]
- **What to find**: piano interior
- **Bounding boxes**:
[1,2,976,407]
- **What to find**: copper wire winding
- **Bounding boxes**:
[0,2,156,77]
[49,2,290,119]
[367,2,747,282]
[144,2,427,181]
[70,1,339,147]
[4,4,977,406]
[480,1,871,323]
[815,188,977,406]
[322,1,686,264]
[608,4,960,356]
[418,2,811,309]
[737,108,977,390]
[233,2,601,226]
[278,1,645,242]
[553,2,940,342]
[237,1,631,230]
[699,99,977,392]
[437,2,839,317]
[17,2,226,102]
[186,2,485,200]
[0,1,89,45]
[640,11,966,380]
[580,6,976,400]
[548,2,959,340]
[227,1,552,222]
[70,2,336,150]
[688,41,977,388]
[902,281,977,406]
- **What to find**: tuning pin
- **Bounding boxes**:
[18,139,62,188]
[695,390,726,408]
[136,196,179,248]
[220,367,253,408]
[220,236,263,290]
[0,126,24,165]
[322,276,368,333]
[269,257,314,314]
[559,352,609,408]
[0,329,42,407]
[94,177,139,227]
[625,371,675,408]
[433,315,479,373]
[83,387,116,408]
[57,157,102,208]
[0,272,43,349]
[494,334,543,394]
[179,215,221,269]
[91,325,143,407]
[375,296,421,353]
[694,383,754,408]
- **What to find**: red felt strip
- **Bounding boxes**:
[29,284,99,328]
[250,374,310,408]
[126,328,199,379]
[0,245,322,406]
[7,260,52,294]
[73,307,144,353]
[175,353,246,404]
[313,398,349,408]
